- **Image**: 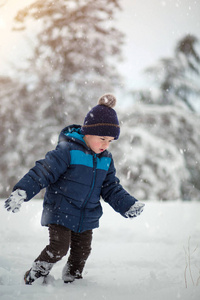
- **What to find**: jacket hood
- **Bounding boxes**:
[59,124,87,147]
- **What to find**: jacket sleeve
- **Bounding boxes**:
[13,141,71,201]
[101,157,138,218]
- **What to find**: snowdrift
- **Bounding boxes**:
[0,199,200,300]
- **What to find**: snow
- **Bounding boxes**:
[0,199,200,300]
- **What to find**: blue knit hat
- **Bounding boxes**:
[81,94,120,140]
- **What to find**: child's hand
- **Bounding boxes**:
[4,189,27,213]
[125,201,145,218]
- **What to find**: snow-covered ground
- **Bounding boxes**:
[0,200,200,300]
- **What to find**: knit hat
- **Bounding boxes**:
[81,94,120,140]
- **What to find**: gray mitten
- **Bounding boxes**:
[4,189,27,213]
[125,201,145,218]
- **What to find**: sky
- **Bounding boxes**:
[0,0,200,90]
[116,0,200,89]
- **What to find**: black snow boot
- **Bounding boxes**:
[24,269,41,285]
[24,261,54,285]
[62,263,83,283]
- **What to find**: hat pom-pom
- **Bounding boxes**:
[98,94,116,108]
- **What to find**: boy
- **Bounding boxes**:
[5,94,144,285]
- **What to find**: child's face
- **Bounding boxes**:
[84,135,114,154]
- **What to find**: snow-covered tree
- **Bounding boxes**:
[174,34,200,111]
[124,35,200,200]
[134,34,200,112]
[112,104,200,201]
[13,0,124,124]
[0,76,30,195]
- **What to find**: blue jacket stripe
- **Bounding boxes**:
[97,157,111,171]
[70,150,93,167]
[70,150,111,171]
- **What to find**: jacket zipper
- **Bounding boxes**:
[78,154,97,233]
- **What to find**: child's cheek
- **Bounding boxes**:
[94,142,100,147]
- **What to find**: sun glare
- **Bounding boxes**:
[0,16,6,28]
[0,0,34,71]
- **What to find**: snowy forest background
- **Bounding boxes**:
[0,0,200,201]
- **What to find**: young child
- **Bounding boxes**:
[5,94,144,285]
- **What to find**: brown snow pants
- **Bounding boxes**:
[34,224,93,276]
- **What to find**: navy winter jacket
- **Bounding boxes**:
[14,125,137,233]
